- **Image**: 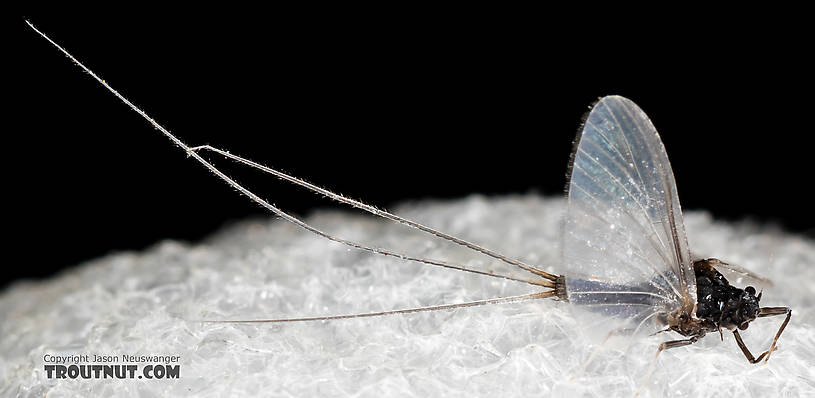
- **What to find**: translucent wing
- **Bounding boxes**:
[562,96,695,328]
[710,261,774,290]
[690,253,774,290]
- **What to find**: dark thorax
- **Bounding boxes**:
[672,258,762,338]
[658,258,790,364]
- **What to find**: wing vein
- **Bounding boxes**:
[574,155,676,273]
[569,181,681,299]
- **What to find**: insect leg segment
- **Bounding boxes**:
[758,306,791,317]
[654,336,699,358]
[733,307,791,364]
[639,335,701,393]
[732,330,771,364]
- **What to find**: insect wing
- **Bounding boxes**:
[562,96,695,326]
[690,254,775,290]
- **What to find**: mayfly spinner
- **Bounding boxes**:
[29,22,791,364]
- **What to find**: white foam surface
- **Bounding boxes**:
[1,195,813,397]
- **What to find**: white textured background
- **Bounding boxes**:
[1,195,813,397]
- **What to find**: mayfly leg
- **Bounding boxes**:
[733,307,791,363]
[637,335,700,395]
[654,336,699,357]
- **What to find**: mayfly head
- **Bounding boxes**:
[731,286,761,331]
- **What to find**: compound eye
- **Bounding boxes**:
[745,286,756,295]
[739,322,750,331]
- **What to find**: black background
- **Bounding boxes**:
[9,13,813,289]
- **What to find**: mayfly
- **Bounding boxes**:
[28,22,791,364]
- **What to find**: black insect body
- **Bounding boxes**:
[656,258,791,363]
[694,259,761,333]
